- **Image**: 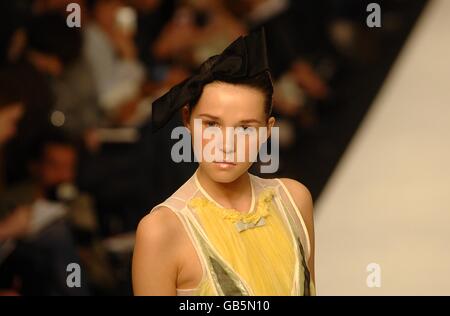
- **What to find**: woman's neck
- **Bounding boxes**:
[196,167,253,213]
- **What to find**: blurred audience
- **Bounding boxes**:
[0,0,425,295]
[26,13,105,151]
[1,126,116,295]
[0,127,90,296]
[84,0,146,124]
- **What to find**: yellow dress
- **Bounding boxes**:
[149,168,316,296]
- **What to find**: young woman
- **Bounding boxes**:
[132,29,316,296]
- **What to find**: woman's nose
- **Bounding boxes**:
[218,127,235,154]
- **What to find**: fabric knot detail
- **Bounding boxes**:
[188,188,276,225]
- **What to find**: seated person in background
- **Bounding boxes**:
[224,0,333,130]
[0,78,25,228]
[0,67,27,241]
[152,0,246,67]
[83,0,146,124]
[1,127,115,295]
[26,12,105,152]
[0,81,29,295]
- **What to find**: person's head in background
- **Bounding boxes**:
[0,104,23,147]
[86,0,123,30]
[128,0,160,13]
[0,70,24,146]
[26,12,82,77]
[222,0,260,20]
[181,58,275,184]
[28,128,78,199]
[0,16,27,67]
[33,0,85,14]
[0,0,30,67]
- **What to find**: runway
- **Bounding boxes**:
[315,0,450,295]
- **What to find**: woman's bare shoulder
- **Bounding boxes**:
[135,206,184,249]
[133,207,183,295]
[278,178,314,220]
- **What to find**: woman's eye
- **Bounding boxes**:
[204,121,218,127]
[236,126,255,132]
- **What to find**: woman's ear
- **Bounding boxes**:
[182,105,191,130]
[266,116,276,139]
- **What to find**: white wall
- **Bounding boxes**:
[315,0,450,295]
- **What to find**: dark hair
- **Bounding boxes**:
[187,55,274,120]
[0,67,23,108]
[29,126,78,162]
[86,0,120,12]
[0,1,28,67]
[26,13,82,66]
[85,0,99,11]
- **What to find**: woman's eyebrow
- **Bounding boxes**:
[197,114,220,120]
[196,114,262,125]
[238,119,263,125]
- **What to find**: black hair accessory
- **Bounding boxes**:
[151,28,271,132]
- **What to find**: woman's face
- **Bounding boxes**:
[185,81,275,183]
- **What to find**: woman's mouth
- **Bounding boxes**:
[213,161,236,169]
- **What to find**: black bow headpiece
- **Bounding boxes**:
[151,28,271,132]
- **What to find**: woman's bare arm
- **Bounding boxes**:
[132,207,181,295]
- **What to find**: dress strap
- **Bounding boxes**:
[274,178,312,262]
